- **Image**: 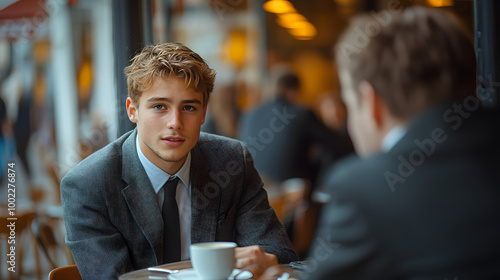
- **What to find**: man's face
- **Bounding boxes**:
[340,70,380,157]
[127,75,207,174]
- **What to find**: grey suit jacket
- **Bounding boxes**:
[61,130,297,279]
[307,102,500,279]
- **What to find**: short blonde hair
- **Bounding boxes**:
[124,43,216,106]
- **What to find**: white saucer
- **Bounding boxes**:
[168,268,253,280]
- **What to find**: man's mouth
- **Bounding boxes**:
[162,136,185,146]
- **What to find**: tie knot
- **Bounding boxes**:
[163,176,180,196]
[168,176,179,183]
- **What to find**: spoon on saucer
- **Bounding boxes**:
[148,267,180,274]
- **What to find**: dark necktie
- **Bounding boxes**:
[162,176,181,263]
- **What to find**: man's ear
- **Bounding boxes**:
[126,97,138,124]
[359,81,384,128]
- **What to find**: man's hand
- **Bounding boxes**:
[235,245,278,270]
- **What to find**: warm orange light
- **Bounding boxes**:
[293,35,315,40]
[427,0,453,7]
[334,0,352,6]
[287,21,313,30]
[263,0,296,14]
[288,22,317,38]
[276,13,307,28]
[222,29,247,68]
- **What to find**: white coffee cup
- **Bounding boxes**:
[190,242,237,280]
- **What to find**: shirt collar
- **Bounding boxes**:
[136,134,191,194]
[381,125,407,152]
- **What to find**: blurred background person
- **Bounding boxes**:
[238,69,348,187]
[308,6,500,280]
[316,92,347,133]
[202,82,241,139]
[314,92,354,181]
[238,69,352,258]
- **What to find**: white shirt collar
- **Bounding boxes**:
[135,134,191,194]
[381,125,407,152]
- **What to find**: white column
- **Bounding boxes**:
[47,0,80,176]
[90,0,118,141]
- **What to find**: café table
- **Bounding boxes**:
[119,260,301,280]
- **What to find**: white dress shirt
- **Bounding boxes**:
[136,135,192,260]
[381,125,407,153]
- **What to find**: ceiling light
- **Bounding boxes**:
[263,0,296,14]
[288,22,317,37]
[427,0,454,7]
[276,13,307,28]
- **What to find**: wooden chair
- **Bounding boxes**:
[32,214,74,270]
[267,178,321,258]
[290,199,322,258]
[48,265,81,280]
[268,178,310,221]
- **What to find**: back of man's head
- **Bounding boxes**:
[276,72,300,99]
[336,6,476,120]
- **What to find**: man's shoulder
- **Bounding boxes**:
[322,153,395,195]
[198,132,243,152]
[62,130,134,181]
[196,132,252,164]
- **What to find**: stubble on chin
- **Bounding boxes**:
[147,142,187,164]
[157,152,187,163]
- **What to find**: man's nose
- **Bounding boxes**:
[168,109,183,130]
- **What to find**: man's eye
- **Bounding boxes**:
[154,105,165,110]
[184,105,195,111]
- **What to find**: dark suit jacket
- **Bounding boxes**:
[308,101,500,279]
[61,130,297,279]
[238,97,347,183]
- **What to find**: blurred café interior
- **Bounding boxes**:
[0,0,498,279]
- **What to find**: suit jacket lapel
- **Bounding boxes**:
[190,144,220,244]
[121,129,164,265]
